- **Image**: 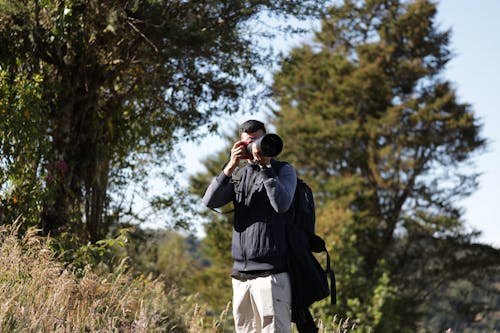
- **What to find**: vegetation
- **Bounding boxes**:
[189,139,235,312]
[271,0,500,331]
[191,0,500,332]
[0,222,192,332]
[0,0,499,332]
[0,0,326,242]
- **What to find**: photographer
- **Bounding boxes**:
[203,120,297,333]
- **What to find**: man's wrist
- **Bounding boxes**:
[224,161,238,176]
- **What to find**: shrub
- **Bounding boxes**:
[0,223,190,332]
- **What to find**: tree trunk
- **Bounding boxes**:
[41,65,109,242]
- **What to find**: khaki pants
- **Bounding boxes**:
[232,272,292,333]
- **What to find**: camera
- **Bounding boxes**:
[239,133,283,160]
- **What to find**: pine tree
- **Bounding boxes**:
[272,0,500,331]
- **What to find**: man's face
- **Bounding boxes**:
[240,129,265,142]
[239,129,265,162]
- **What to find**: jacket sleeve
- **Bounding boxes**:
[261,163,297,213]
[202,171,234,208]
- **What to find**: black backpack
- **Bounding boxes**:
[275,162,336,333]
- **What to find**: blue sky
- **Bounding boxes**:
[179,0,499,246]
[436,0,500,246]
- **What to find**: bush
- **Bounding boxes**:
[0,222,193,332]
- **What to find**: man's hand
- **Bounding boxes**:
[252,145,272,167]
[223,141,245,176]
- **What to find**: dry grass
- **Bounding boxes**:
[0,222,219,333]
[0,220,484,333]
[0,222,372,333]
[316,315,359,333]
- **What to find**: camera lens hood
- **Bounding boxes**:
[254,134,283,157]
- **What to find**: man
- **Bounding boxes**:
[203,120,297,333]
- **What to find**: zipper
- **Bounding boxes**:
[241,231,248,269]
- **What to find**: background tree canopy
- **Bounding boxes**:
[0,0,326,242]
[191,0,500,332]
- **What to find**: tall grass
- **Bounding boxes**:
[0,221,364,333]
[0,222,220,332]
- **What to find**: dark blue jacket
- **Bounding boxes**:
[203,160,297,273]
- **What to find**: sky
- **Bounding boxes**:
[177,0,500,246]
[435,0,500,246]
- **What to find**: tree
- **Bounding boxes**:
[188,138,235,311]
[272,0,500,331]
[0,0,326,242]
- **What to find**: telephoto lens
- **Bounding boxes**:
[248,134,283,157]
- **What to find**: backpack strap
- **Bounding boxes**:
[270,159,288,174]
[310,233,336,305]
[209,207,234,214]
[325,250,337,305]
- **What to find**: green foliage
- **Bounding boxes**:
[0,71,49,228]
[156,230,200,287]
[424,273,500,332]
[188,137,236,311]
[271,0,500,331]
[0,0,327,243]
[56,228,131,276]
[108,226,200,287]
